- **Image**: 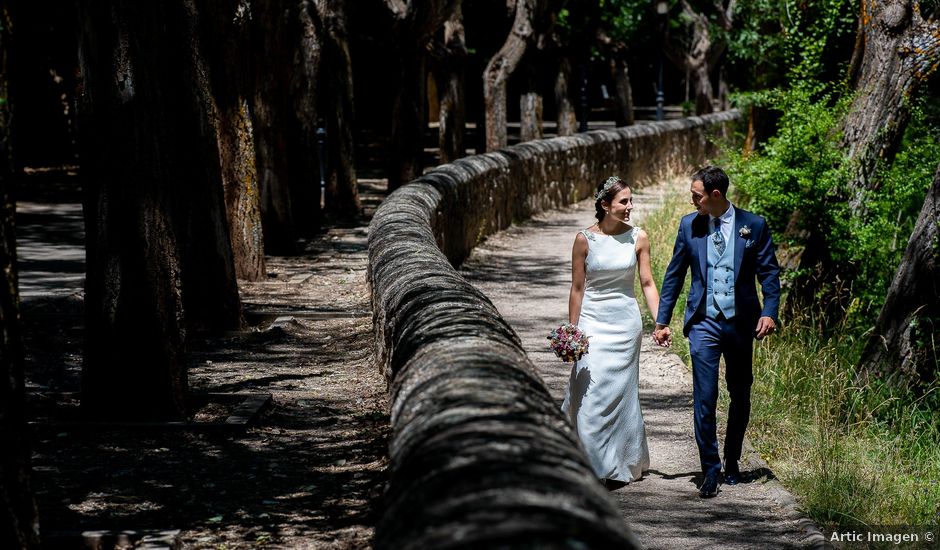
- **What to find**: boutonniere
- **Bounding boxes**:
[739,226,751,238]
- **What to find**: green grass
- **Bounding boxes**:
[641,190,940,529]
[640,186,692,364]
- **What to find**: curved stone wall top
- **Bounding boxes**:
[367,111,739,549]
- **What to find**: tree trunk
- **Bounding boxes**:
[519,92,543,141]
[610,55,634,127]
[483,0,538,151]
[435,4,467,163]
[519,61,543,142]
[78,0,242,421]
[316,0,360,217]
[665,0,734,116]
[717,64,729,111]
[0,11,41,546]
[218,99,265,281]
[841,0,940,218]
[252,0,299,253]
[554,56,578,136]
[285,1,323,237]
[382,0,458,191]
[388,48,427,190]
[788,0,939,316]
[197,0,265,281]
[691,61,714,115]
[858,163,940,389]
[743,104,778,154]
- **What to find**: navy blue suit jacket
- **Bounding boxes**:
[656,206,781,337]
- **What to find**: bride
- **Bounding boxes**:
[561,176,662,486]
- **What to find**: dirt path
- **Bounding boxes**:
[460,179,821,549]
[20,176,389,549]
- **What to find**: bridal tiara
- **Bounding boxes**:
[594,176,622,201]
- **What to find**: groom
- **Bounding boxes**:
[653,166,781,498]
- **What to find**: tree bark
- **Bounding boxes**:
[519,60,543,142]
[218,99,265,280]
[434,3,467,163]
[554,56,578,136]
[0,9,41,546]
[285,1,323,236]
[519,92,543,141]
[665,0,734,116]
[78,0,242,421]
[610,55,634,127]
[841,0,940,218]
[788,0,939,316]
[858,163,940,389]
[316,0,360,217]
[198,0,265,281]
[483,0,538,151]
[388,48,427,190]
[383,0,458,191]
[252,0,301,253]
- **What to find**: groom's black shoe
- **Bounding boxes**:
[724,461,741,485]
[699,473,719,498]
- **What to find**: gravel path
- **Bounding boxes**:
[460,179,822,549]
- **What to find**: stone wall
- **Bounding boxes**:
[367,111,739,548]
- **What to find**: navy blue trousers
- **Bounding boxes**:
[688,316,754,476]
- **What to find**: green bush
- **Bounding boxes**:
[723,87,939,327]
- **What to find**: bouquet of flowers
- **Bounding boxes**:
[547,323,590,363]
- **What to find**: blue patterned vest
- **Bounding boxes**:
[706,218,736,320]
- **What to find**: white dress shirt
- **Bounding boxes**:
[710,203,734,245]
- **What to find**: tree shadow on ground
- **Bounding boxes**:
[19,174,391,547]
[28,312,390,548]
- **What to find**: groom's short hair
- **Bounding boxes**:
[692,166,730,196]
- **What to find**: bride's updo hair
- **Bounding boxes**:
[594,176,629,222]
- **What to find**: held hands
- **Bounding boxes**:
[652,324,672,348]
[755,316,777,340]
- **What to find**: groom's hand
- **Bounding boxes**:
[653,324,672,347]
[755,316,776,340]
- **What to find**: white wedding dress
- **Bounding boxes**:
[561,226,650,483]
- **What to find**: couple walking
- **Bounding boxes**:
[560,166,782,498]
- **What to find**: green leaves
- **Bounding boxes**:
[728,0,855,87]
[724,85,939,326]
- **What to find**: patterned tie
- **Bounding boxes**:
[712,217,725,256]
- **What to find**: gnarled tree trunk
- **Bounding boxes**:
[842,0,940,217]
[0,11,41,546]
[483,0,538,151]
[858,163,940,389]
[78,0,242,421]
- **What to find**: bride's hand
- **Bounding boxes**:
[652,326,672,347]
